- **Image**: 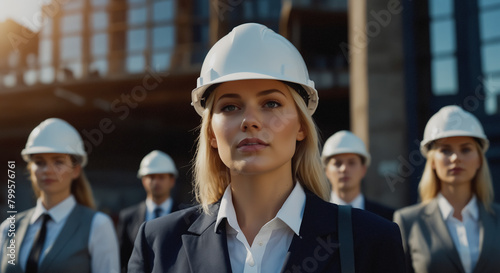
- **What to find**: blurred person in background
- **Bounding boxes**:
[394,105,500,273]
[128,23,405,273]
[322,130,395,221]
[117,150,181,272]
[0,118,119,273]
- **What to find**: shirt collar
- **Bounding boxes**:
[215,182,306,236]
[30,195,76,224]
[145,197,173,213]
[437,193,479,221]
[330,192,365,210]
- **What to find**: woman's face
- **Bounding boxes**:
[431,136,481,187]
[210,79,305,175]
[30,153,80,198]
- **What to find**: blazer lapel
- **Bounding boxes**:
[182,203,232,273]
[281,192,339,272]
[132,202,147,239]
[423,200,465,273]
[473,203,498,273]
[14,210,34,255]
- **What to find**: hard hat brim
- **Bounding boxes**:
[192,72,318,116]
[420,130,490,157]
[21,146,88,166]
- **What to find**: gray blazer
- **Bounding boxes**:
[394,199,500,273]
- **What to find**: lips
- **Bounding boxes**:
[449,167,464,173]
[237,138,269,152]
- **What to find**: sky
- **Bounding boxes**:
[0,0,45,31]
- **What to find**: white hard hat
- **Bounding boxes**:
[420,105,489,157]
[321,130,371,166]
[191,22,318,116]
[21,118,87,166]
[138,150,178,178]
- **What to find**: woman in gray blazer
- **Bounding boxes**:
[394,105,500,273]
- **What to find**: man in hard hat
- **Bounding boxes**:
[322,130,394,221]
[116,150,181,272]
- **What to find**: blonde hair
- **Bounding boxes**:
[29,155,96,209]
[193,83,330,214]
[418,140,494,211]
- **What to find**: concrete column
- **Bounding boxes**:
[349,0,408,208]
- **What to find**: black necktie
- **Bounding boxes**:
[154,207,163,219]
[26,213,51,273]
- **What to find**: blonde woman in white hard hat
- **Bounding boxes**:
[128,23,405,273]
[0,118,120,273]
[117,150,182,272]
[322,130,395,221]
[394,105,500,273]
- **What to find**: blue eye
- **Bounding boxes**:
[264,101,281,108]
[221,105,238,112]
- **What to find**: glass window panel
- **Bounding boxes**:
[429,0,453,18]
[59,62,82,79]
[483,75,500,114]
[39,39,52,64]
[431,57,458,95]
[430,19,456,55]
[480,0,500,7]
[23,69,37,85]
[60,36,82,60]
[128,7,147,25]
[39,66,55,83]
[93,12,108,30]
[128,0,145,3]
[127,29,147,52]
[482,43,500,73]
[480,9,500,40]
[92,0,109,6]
[92,33,108,56]
[192,24,209,44]
[193,0,209,17]
[127,54,145,73]
[153,0,175,22]
[151,52,171,71]
[61,14,82,33]
[258,0,270,18]
[244,1,254,19]
[90,60,108,76]
[63,0,83,11]
[41,17,52,37]
[152,26,174,49]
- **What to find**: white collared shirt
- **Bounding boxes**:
[437,193,480,273]
[0,195,119,273]
[330,192,365,210]
[145,197,173,221]
[215,182,306,273]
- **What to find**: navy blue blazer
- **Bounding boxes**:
[128,191,405,273]
[118,199,182,272]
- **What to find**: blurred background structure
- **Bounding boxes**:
[0,0,499,222]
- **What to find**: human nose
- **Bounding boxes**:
[240,106,262,131]
[449,152,460,163]
[338,163,347,172]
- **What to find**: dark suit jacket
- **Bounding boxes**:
[365,198,395,221]
[394,199,500,273]
[118,199,181,272]
[128,191,405,273]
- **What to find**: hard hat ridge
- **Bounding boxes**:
[21,118,88,166]
[420,105,489,157]
[192,22,318,116]
[138,150,178,178]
